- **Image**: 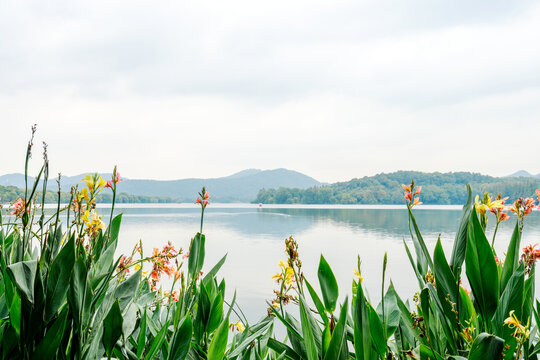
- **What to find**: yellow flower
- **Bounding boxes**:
[272,260,295,285]
[82,210,105,235]
[235,321,245,332]
[97,176,107,189]
[82,174,95,192]
[504,310,530,338]
[354,269,364,283]
[474,195,490,214]
[79,187,90,202]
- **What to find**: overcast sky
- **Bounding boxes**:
[1,0,539,183]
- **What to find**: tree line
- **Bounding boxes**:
[253,171,540,204]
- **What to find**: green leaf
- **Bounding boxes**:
[353,282,371,360]
[45,237,75,321]
[207,315,229,360]
[32,306,68,359]
[419,344,444,360]
[305,278,329,324]
[107,213,122,247]
[113,268,141,309]
[406,204,433,275]
[188,233,205,279]
[168,315,192,360]
[367,303,386,359]
[323,297,348,360]
[500,221,521,293]
[137,309,147,358]
[450,184,472,275]
[468,333,504,360]
[207,292,224,333]
[299,294,319,360]
[465,208,499,324]
[7,260,37,304]
[492,264,524,338]
[267,338,301,360]
[103,300,124,357]
[68,257,91,331]
[318,255,339,312]
[144,320,169,360]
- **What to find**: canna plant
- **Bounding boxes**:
[0,129,268,359]
[265,180,540,360]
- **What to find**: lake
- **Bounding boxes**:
[100,204,540,324]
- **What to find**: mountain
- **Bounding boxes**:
[253,170,540,205]
[0,169,321,203]
[507,170,540,178]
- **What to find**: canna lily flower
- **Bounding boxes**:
[82,210,105,236]
[504,310,530,338]
[474,195,490,215]
[229,321,245,333]
[106,172,122,189]
[402,180,422,207]
[81,174,95,191]
[10,198,25,218]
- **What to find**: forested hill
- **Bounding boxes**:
[0,184,174,204]
[253,171,540,205]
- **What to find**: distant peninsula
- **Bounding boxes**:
[253,171,540,205]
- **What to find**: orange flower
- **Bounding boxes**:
[10,198,25,218]
[106,172,122,189]
[172,291,179,301]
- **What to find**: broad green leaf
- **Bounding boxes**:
[492,264,524,338]
[305,278,329,324]
[500,221,521,293]
[299,294,319,360]
[168,315,192,360]
[419,344,444,360]
[450,184,472,275]
[318,255,339,312]
[368,303,386,359]
[144,320,169,360]
[103,300,124,357]
[468,333,504,360]
[7,260,37,304]
[45,237,75,321]
[114,268,141,309]
[32,306,68,359]
[323,297,348,360]
[107,213,122,248]
[207,292,224,333]
[137,309,147,358]
[68,257,91,331]
[188,233,205,279]
[267,338,301,360]
[465,208,499,324]
[207,315,229,360]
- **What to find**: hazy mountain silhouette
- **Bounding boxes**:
[0,169,321,202]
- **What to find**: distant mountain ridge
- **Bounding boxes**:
[0,169,321,203]
[507,170,540,178]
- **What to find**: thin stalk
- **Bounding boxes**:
[491,221,500,249]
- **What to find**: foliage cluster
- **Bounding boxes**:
[254,171,539,205]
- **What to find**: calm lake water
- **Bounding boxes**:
[92,203,540,324]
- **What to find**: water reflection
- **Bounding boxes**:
[82,206,540,323]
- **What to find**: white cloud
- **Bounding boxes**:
[1,0,539,182]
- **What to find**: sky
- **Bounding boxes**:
[1,0,540,183]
